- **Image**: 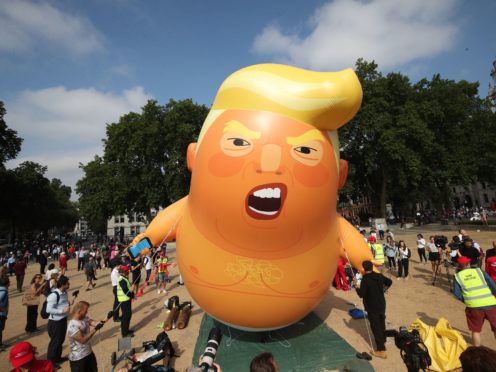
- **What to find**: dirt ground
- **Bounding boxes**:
[1,225,495,372]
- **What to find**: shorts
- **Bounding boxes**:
[86,274,94,281]
[158,272,168,282]
[465,307,496,332]
[428,252,440,261]
[69,352,98,372]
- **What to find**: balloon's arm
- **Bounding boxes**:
[337,215,376,272]
[129,196,188,257]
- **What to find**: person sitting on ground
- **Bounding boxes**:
[250,352,279,372]
[454,256,496,347]
[67,301,108,372]
[459,345,496,372]
[9,341,54,372]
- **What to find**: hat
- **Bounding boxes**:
[51,269,59,275]
[10,342,34,368]
[120,265,130,273]
[458,256,471,265]
[367,236,377,243]
[60,252,66,255]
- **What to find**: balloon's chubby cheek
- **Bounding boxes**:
[208,152,244,178]
[293,163,330,188]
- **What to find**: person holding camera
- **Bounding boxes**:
[67,301,108,372]
[454,256,496,347]
[352,260,392,359]
[460,238,480,268]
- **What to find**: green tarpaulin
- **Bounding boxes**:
[192,312,374,372]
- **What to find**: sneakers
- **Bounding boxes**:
[397,277,401,280]
[157,289,162,294]
[371,350,387,359]
[163,290,168,295]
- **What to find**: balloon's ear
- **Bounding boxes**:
[187,143,197,172]
[338,159,348,189]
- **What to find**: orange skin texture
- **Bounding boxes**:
[135,109,374,330]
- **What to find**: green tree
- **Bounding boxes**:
[77,99,208,226]
[0,101,23,168]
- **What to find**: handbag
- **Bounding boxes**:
[22,292,40,306]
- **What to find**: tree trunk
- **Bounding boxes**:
[379,169,387,218]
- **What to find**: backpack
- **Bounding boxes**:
[40,291,60,319]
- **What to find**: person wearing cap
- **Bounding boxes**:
[352,260,392,359]
[156,252,170,295]
[367,236,384,269]
[117,265,135,337]
[454,255,496,346]
[9,341,54,372]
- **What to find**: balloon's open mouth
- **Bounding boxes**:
[246,183,287,220]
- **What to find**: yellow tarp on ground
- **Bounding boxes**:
[409,317,467,372]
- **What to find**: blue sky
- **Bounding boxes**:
[1,0,495,198]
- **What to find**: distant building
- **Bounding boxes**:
[74,218,93,238]
[452,182,496,209]
[107,209,160,241]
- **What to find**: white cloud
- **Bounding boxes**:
[6,86,152,196]
[252,0,459,70]
[8,147,102,196]
[0,0,103,54]
[8,86,151,141]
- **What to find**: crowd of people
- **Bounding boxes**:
[0,239,287,371]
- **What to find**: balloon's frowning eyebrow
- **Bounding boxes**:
[286,129,325,146]
[223,120,261,139]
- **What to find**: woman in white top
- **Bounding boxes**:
[397,240,410,280]
[383,236,398,270]
[416,234,427,263]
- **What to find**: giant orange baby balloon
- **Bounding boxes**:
[132,64,374,330]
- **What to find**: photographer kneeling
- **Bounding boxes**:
[353,260,392,359]
[67,301,108,372]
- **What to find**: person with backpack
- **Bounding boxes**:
[397,240,411,280]
[0,276,10,352]
[46,275,72,369]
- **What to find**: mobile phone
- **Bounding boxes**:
[128,237,152,259]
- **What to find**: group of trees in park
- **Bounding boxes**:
[76,99,209,233]
[339,60,496,218]
[0,101,79,242]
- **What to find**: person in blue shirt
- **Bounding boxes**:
[453,256,496,346]
[0,275,10,351]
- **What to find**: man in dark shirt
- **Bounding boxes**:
[460,238,480,267]
[353,260,392,359]
[486,241,496,262]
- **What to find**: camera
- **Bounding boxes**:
[434,236,448,249]
[385,327,431,372]
[199,327,222,372]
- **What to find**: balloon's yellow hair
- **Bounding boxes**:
[196,64,363,168]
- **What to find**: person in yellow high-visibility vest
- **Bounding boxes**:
[454,256,496,346]
[117,265,134,338]
[367,236,385,271]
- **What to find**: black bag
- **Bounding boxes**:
[40,292,60,319]
[407,248,412,259]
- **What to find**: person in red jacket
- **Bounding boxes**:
[59,252,68,276]
[485,242,496,282]
[334,257,350,291]
[10,341,55,372]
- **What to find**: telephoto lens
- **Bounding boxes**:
[199,327,222,372]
